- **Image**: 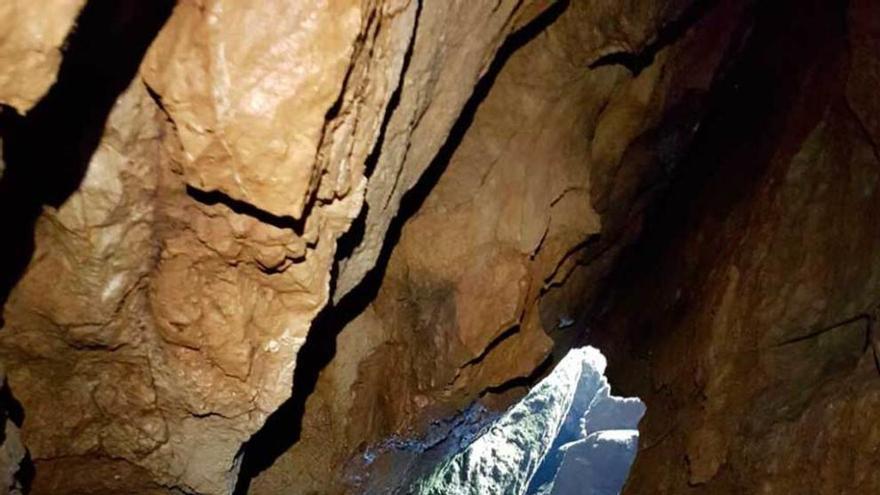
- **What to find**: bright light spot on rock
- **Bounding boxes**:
[410,346,644,495]
[265,339,280,353]
[101,273,126,302]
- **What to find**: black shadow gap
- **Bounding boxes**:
[0,0,176,324]
[232,1,571,492]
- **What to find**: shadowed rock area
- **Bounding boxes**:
[0,0,878,493]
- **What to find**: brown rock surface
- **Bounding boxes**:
[591,0,880,492]
[332,0,559,299]
[0,0,408,492]
[0,79,173,492]
[0,0,554,493]
[0,0,86,113]
[142,0,362,220]
[249,0,749,492]
[1,0,878,493]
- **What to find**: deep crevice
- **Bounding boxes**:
[0,379,24,431]
[588,0,722,75]
[479,353,555,398]
[232,2,570,492]
[362,0,422,181]
[337,0,423,263]
[186,185,306,236]
[16,452,35,495]
[773,313,872,348]
[0,0,175,325]
[456,325,521,374]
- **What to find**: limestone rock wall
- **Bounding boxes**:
[0,0,555,493]
[331,0,566,299]
[1,79,169,494]
[0,0,86,113]
[0,0,878,493]
[249,1,750,492]
[591,0,880,492]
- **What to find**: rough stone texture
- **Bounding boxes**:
[0,1,550,493]
[591,0,880,493]
[0,2,396,493]
[251,0,747,492]
[3,0,878,493]
[0,0,415,492]
[0,80,171,493]
[551,430,639,495]
[0,0,86,113]
[142,0,362,220]
[528,376,646,494]
[332,0,721,301]
[332,0,565,299]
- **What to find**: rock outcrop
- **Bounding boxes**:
[250,0,746,492]
[408,347,643,495]
[0,0,562,493]
[0,0,86,113]
[0,0,878,493]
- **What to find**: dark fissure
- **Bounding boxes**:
[1,0,878,493]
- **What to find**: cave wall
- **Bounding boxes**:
[0,0,86,114]
[0,0,878,494]
[0,0,561,493]
[249,0,753,492]
[592,0,880,492]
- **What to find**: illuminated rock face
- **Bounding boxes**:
[0,1,553,493]
[1,0,879,493]
[409,347,644,495]
[0,0,86,113]
[550,430,639,495]
[528,370,646,495]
